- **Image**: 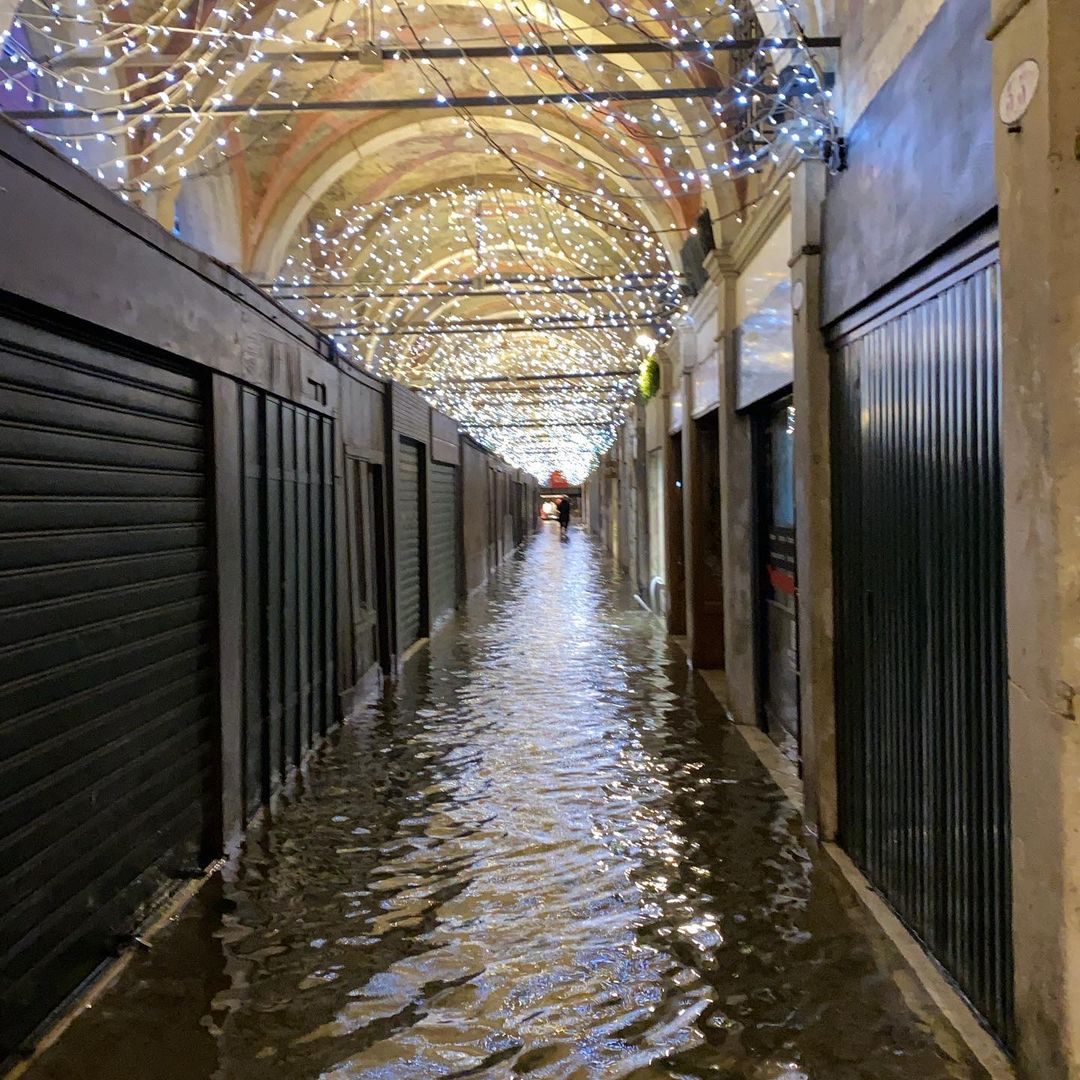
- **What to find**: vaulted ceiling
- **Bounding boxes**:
[0,0,835,480]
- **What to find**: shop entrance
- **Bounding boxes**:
[754,398,799,754]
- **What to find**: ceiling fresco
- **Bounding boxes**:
[0,0,836,480]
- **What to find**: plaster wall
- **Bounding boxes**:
[821,0,995,323]
[824,0,949,132]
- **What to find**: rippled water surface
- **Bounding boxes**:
[28,526,986,1080]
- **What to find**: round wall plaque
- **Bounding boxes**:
[999,59,1039,126]
[791,280,805,313]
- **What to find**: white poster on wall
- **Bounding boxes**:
[735,215,795,410]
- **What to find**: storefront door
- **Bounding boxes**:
[759,400,799,751]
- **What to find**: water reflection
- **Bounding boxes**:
[27,526,984,1080]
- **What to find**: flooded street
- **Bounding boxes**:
[26,526,985,1080]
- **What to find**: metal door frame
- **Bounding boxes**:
[749,390,801,757]
[345,451,391,683]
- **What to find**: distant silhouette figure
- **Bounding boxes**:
[558,496,571,537]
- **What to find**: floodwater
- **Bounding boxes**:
[26,526,986,1080]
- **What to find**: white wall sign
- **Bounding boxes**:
[999,60,1039,126]
[791,280,805,314]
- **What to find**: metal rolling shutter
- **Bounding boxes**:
[396,439,424,651]
[317,417,335,738]
[832,242,1012,1043]
[240,388,265,815]
[239,389,335,807]
[510,480,523,546]
[429,463,458,629]
[0,317,215,1058]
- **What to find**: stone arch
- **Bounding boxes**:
[250,112,687,276]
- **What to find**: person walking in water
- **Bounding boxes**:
[558,495,571,537]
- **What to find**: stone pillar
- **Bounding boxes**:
[632,402,649,597]
[661,346,687,635]
[141,183,180,232]
[680,359,700,647]
[992,1,1080,1073]
[0,0,18,37]
[713,254,758,725]
[619,421,633,574]
[175,171,243,266]
[789,161,836,842]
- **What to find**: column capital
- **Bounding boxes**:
[656,345,679,395]
[703,246,736,284]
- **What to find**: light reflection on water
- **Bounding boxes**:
[28,527,984,1080]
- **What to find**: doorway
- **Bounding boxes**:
[347,456,390,686]
[647,447,666,612]
[396,437,428,654]
[689,409,725,666]
[666,431,686,634]
[754,399,799,754]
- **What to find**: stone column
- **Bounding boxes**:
[789,161,836,842]
[712,252,758,726]
[661,345,687,635]
[992,0,1080,1073]
[0,0,18,37]
[632,402,649,597]
[620,421,634,575]
[174,172,243,265]
[141,183,181,232]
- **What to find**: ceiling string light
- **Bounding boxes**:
[1,0,836,197]
[269,177,679,480]
[1,0,838,479]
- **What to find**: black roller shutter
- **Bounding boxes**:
[0,316,216,1059]
[238,389,335,806]
[429,462,458,630]
[511,480,524,546]
[396,438,425,652]
[832,238,1012,1044]
[240,389,264,816]
[318,417,335,736]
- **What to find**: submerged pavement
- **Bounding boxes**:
[25,526,986,1080]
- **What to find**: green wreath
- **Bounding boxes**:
[639,355,660,401]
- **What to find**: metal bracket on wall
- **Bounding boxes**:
[824,137,848,174]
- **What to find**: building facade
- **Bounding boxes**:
[584,0,1080,1074]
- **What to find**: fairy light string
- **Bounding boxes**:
[1,0,836,478]
[1,0,835,193]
